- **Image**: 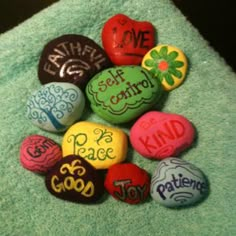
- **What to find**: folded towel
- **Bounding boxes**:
[0,0,235,235]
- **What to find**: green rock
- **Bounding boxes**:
[86,66,163,123]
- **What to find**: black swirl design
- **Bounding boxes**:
[170,192,194,204]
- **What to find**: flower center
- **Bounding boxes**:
[158,60,169,71]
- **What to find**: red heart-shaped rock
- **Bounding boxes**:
[102,14,156,65]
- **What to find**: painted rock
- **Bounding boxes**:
[86,66,163,123]
[26,82,85,132]
[102,14,155,65]
[104,163,150,204]
[142,45,188,91]
[38,34,112,89]
[62,121,128,169]
[150,158,208,207]
[45,155,104,203]
[20,135,62,173]
[130,111,195,159]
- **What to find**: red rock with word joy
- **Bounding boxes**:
[130,111,195,159]
[104,163,150,204]
[102,14,155,65]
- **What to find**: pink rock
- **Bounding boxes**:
[130,111,195,159]
[20,135,62,173]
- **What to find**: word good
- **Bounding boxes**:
[38,34,112,89]
[45,155,104,203]
[130,111,195,159]
[150,158,208,207]
[26,82,85,132]
[102,14,155,65]
[86,66,162,123]
[20,135,62,173]
[142,44,188,91]
[104,163,150,204]
[62,121,128,169]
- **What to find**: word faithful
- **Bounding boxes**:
[38,34,112,89]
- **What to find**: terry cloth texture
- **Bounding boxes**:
[0,0,235,235]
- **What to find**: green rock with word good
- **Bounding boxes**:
[86,66,163,123]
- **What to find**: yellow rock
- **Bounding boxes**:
[141,44,188,91]
[62,121,128,169]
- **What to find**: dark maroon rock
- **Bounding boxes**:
[45,155,105,203]
[38,34,113,89]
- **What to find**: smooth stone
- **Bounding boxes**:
[104,163,150,204]
[86,66,163,123]
[130,111,195,159]
[150,158,208,207]
[142,44,188,91]
[38,34,113,89]
[102,14,155,65]
[26,82,85,132]
[20,135,62,173]
[62,121,128,169]
[45,155,104,203]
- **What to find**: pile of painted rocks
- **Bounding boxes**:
[20,14,209,207]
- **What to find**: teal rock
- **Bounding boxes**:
[26,82,85,132]
[150,158,208,208]
[86,66,163,123]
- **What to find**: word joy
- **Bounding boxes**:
[113,179,146,201]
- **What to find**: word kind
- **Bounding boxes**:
[139,119,186,153]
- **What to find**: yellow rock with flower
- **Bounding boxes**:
[141,45,188,91]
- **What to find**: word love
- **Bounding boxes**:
[45,155,104,203]
[102,14,155,65]
[38,34,112,89]
[105,163,150,204]
[150,158,208,208]
[86,66,162,124]
[62,121,128,169]
[20,135,62,174]
[130,111,195,159]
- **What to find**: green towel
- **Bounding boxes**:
[0,0,235,235]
